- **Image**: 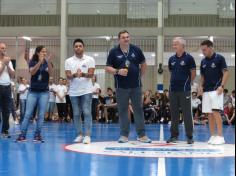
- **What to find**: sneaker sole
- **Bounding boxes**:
[137,139,152,143]
[118,140,128,143]
[33,140,45,143]
[15,140,27,143]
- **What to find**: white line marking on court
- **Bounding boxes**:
[157,125,166,176]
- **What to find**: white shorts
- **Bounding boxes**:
[202,91,224,113]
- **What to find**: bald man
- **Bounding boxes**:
[167,37,196,144]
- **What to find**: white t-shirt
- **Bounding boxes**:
[49,84,57,103]
[18,84,29,100]
[55,84,67,103]
[192,98,201,109]
[92,83,101,99]
[0,61,14,86]
[65,55,95,97]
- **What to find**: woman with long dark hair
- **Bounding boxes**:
[16,46,53,142]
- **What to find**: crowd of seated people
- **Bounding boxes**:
[8,77,236,126]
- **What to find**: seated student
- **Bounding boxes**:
[104,88,118,123]
[224,102,235,125]
[143,90,156,124]
[192,92,202,118]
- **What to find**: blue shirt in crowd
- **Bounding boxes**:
[168,52,196,92]
[200,53,228,92]
[29,59,49,92]
[106,44,146,89]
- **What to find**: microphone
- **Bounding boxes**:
[125,60,130,73]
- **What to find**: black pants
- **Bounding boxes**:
[170,92,193,139]
[0,85,11,133]
[92,98,99,120]
[56,103,67,120]
[66,95,73,120]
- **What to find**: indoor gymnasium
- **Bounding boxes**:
[0,0,235,176]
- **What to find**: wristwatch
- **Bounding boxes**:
[115,69,119,75]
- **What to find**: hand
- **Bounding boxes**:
[2,56,11,65]
[198,86,204,96]
[118,69,128,77]
[77,69,82,78]
[39,53,45,63]
[47,53,53,63]
[216,86,224,95]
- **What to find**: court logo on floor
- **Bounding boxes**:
[65,141,235,158]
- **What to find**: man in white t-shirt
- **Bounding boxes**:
[18,77,29,123]
[55,78,67,122]
[46,77,56,121]
[65,39,95,144]
[0,42,15,138]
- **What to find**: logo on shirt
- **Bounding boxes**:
[180,61,186,66]
[171,62,176,66]
[82,64,87,68]
[202,64,207,69]
[117,55,123,59]
[211,63,216,68]
[131,53,136,58]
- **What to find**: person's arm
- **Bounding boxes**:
[198,76,205,96]
[140,62,147,77]
[217,70,229,95]
[217,56,229,95]
[7,61,15,79]
[190,56,197,82]
[0,57,15,78]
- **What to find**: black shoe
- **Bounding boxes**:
[15,134,27,142]
[187,138,194,144]
[166,137,178,143]
[33,135,45,143]
[2,131,11,139]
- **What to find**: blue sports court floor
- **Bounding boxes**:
[0,123,235,176]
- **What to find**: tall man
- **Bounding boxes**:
[106,30,151,143]
[0,42,15,138]
[200,40,229,145]
[167,37,196,144]
[65,39,95,144]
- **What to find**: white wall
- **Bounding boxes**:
[169,0,218,15]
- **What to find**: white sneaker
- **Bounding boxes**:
[208,136,217,144]
[212,136,225,145]
[83,136,91,144]
[74,135,83,143]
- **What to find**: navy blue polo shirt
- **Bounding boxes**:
[106,44,146,89]
[168,52,196,92]
[29,59,49,92]
[200,53,228,92]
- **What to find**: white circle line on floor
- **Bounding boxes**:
[64,141,235,158]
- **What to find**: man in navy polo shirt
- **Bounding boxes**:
[167,37,196,144]
[200,40,229,145]
[105,30,151,143]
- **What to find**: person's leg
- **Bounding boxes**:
[20,92,38,135]
[179,92,194,139]
[70,96,83,136]
[20,99,26,124]
[81,94,92,137]
[62,103,68,121]
[35,92,49,135]
[1,86,12,134]
[169,92,180,139]
[129,87,146,137]
[211,91,224,137]
[208,113,215,136]
[213,111,223,136]
[57,103,64,121]
[116,88,131,138]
